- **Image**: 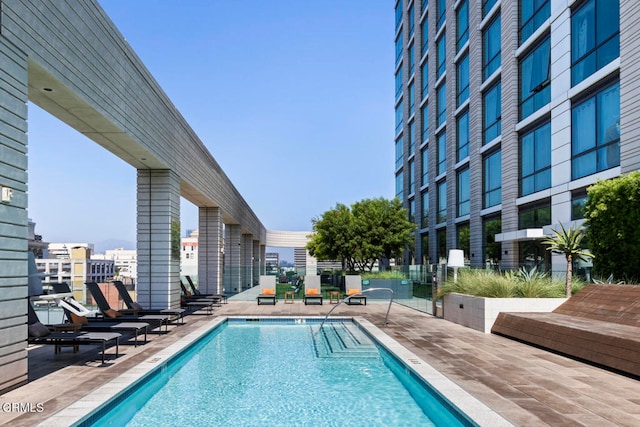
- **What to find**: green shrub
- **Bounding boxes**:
[361,271,406,280]
[438,268,586,299]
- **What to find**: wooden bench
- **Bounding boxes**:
[492,284,640,377]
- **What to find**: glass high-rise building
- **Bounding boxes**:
[394,0,638,273]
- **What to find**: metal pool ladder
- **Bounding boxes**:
[317,287,394,333]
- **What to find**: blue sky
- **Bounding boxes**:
[27,1,394,260]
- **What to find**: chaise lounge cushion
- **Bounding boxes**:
[307,288,319,295]
[262,288,274,295]
[28,321,51,338]
[69,312,89,325]
[347,289,360,295]
[104,309,122,319]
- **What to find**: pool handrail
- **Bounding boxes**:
[317,287,394,332]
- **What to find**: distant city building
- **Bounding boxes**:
[180,230,199,278]
[93,248,137,283]
[36,244,114,303]
[265,252,279,275]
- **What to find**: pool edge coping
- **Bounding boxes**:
[38,316,513,427]
[352,317,513,427]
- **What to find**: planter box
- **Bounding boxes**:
[442,293,567,333]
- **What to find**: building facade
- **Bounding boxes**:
[395,0,639,273]
[94,248,138,283]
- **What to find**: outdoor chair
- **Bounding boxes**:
[85,281,172,331]
[257,275,277,305]
[112,280,185,324]
[27,301,120,363]
[303,275,323,305]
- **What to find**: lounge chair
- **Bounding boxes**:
[85,281,173,331]
[112,280,185,324]
[185,275,228,304]
[257,276,277,305]
[27,302,120,364]
[179,280,218,314]
[344,275,366,305]
[303,276,323,305]
[41,286,149,346]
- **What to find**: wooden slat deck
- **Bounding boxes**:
[492,284,640,377]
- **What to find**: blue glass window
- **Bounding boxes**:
[395,2,403,31]
[457,53,469,106]
[519,202,551,228]
[457,0,469,52]
[437,228,447,260]
[520,0,550,43]
[483,0,498,17]
[409,44,415,76]
[421,147,429,186]
[484,150,501,208]
[421,63,429,98]
[409,82,415,116]
[421,0,428,16]
[457,168,470,216]
[520,37,550,119]
[395,99,404,135]
[483,81,501,144]
[457,110,469,161]
[409,198,416,224]
[409,159,416,195]
[437,180,447,223]
[483,216,501,263]
[520,121,551,196]
[395,33,403,66]
[437,0,446,29]
[409,4,415,38]
[395,65,403,100]
[572,81,620,179]
[571,0,619,86]
[395,136,404,170]
[437,83,447,127]
[437,131,447,175]
[571,192,588,220]
[421,191,429,228]
[483,15,501,80]
[409,120,416,155]
[396,170,404,201]
[437,34,446,79]
[421,17,429,57]
[421,104,429,142]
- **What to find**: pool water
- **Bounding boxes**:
[88,320,474,426]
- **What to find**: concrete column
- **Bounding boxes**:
[252,240,260,288]
[198,207,223,294]
[224,224,242,293]
[0,38,28,393]
[241,234,253,291]
[260,244,267,275]
[136,169,181,309]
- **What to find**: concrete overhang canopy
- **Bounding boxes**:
[495,228,544,243]
[266,230,312,248]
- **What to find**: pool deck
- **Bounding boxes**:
[3,300,640,426]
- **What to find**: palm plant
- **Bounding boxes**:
[541,224,594,298]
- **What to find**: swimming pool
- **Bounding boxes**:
[50,317,509,426]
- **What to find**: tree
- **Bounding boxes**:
[306,203,355,271]
[584,171,640,281]
[541,224,594,298]
[307,198,416,272]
